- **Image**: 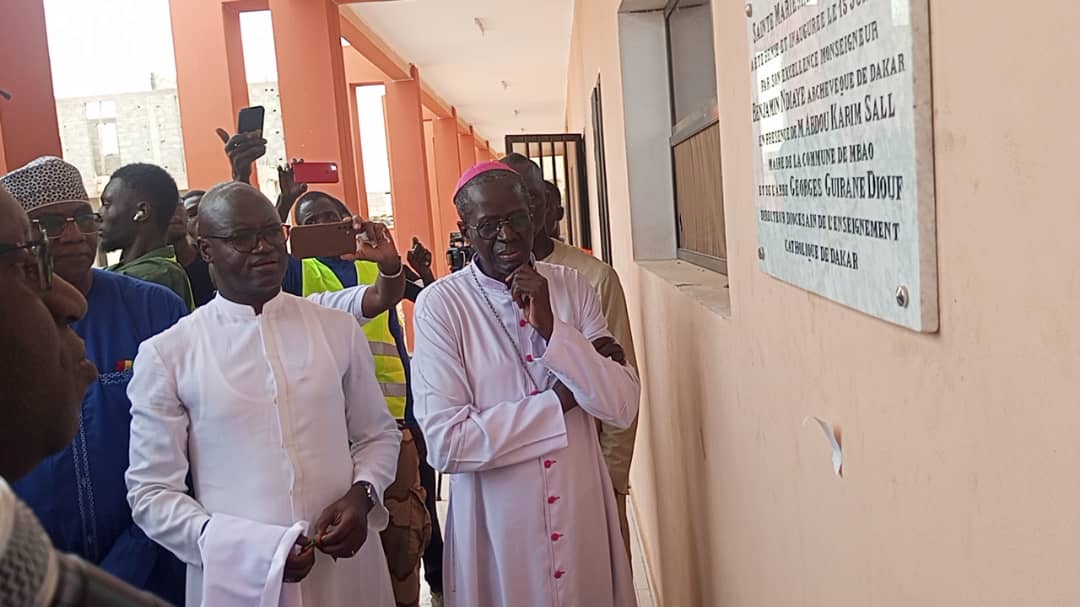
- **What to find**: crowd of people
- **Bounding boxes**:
[0,126,641,607]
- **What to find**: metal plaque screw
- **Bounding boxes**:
[746,3,753,17]
[895,286,909,308]
[757,246,765,260]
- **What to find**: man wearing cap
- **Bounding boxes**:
[100,162,195,310]
[1,156,189,603]
[411,162,639,607]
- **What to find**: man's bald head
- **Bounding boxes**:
[501,153,544,195]
[197,181,277,236]
[500,153,548,240]
[196,181,287,310]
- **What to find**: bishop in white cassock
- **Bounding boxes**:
[412,162,641,607]
[125,182,407,607]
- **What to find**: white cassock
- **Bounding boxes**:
[125,288,400,607]
[412,261,641,607]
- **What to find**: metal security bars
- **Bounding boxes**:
[504,133,592,251]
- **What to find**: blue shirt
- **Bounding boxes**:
[13,270,187,604]
[283,257,416,423]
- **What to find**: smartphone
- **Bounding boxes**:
[292,161,340,184]
[237,106,265,134]
[289,221,355,258]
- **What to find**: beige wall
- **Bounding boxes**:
[566,1,1080,605]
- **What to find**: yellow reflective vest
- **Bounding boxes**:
[301,258,408,419]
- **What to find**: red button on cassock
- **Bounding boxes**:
[551,533,561,541]
[543,459,554,468]
[547,496,559,504]
[519,319,528,327]
[525,354,534,362]
[554,570,565,579]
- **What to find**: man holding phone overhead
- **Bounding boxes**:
[277,189,440,607]
[216,122,406,321]
[410,162,640,607]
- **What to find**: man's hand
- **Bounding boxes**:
[407,237,435,285]
[506,264,555,340]
[314,483,374,559]
[592,336,627,365]
[283,534,316,583]
[215,128,267,184]
[341,217,402,275]
[553,381,578,414]
[278,160,308,203]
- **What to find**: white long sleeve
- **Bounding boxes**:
[307,284,372,325]
[540,312,640,430]
[125,341,209,566]
[412,307,570,474]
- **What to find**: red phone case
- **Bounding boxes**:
[292,161,340,184]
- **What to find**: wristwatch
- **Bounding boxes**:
[357,481,378,512]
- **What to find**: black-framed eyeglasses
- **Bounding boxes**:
[34,211,102,239]
[468,210,532,240]
[0,221,53,292]
[201,224,290,253]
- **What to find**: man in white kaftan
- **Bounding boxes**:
[412,162,641,607]
[126,182,406,607]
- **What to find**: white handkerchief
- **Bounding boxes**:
[199,513,307,607]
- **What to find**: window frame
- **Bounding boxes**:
[664,0,727,275]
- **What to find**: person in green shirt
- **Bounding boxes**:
[100,163,194,311]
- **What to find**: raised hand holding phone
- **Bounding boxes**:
[506,263,554,340]
[342,216,403,275]
[215,128,266,184]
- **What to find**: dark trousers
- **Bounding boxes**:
[414,429,444,594]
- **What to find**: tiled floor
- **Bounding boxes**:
[628,503,657,607]
[418,489,657,606]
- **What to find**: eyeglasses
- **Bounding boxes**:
[201,224,290,253]
[468,210,532,240]
[34,211,102,239]
[0,221,53,293]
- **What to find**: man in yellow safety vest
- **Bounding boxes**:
[280,189,436,607]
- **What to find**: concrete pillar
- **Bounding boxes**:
[0,121,7,175]
[346,85,370,217]
[384,65,436,343]
[384,65,435,257]
[458,128,477,173]
[422,119,450,276]
[169,0,253,188]
[432,114,463,270]
[269,0,359,210]
[0,0,61,171]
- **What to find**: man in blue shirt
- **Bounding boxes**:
[1,157,187,604]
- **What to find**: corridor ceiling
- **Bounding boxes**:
[347,0,575,153]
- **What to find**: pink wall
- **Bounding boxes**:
[567,1,1080,605]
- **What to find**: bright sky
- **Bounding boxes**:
[42,0,390,191]
[43,0,279,96]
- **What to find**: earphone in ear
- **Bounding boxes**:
[133,210,148,221]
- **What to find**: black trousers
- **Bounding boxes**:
[413,426,444,594]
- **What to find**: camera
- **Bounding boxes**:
[446,232,474,273]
